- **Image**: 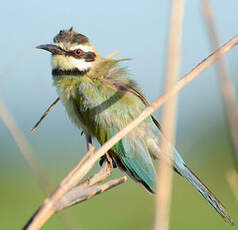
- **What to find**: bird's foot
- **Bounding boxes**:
[99,154,117,168]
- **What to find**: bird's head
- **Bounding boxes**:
[37,27,98,75]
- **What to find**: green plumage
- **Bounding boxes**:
[54,58,158,192]
[37,28,233,223]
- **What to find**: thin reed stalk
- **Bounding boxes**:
[0,97,78,230]
[155,0,185,229]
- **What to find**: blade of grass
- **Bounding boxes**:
[201,0,238,170]
[155,0,185,229]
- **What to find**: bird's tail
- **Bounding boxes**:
[147,124,233,224]
[179,163,233,224]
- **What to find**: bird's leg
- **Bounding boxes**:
[83,133,116,168]
[99,152,117,168]
[85,135,92,151]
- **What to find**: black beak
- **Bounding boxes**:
[36,44,65,55]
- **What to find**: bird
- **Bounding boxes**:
[37,27,233,224]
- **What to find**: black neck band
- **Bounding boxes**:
[52,68,89,76]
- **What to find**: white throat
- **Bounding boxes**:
[70,57,93,71]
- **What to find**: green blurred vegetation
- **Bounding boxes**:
[0,125,237,230]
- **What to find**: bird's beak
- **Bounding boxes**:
[36,44,65,55]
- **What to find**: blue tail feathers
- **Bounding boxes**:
[179,164,233,224]
[173,148,233,224]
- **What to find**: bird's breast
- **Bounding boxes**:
[53,76,93,136]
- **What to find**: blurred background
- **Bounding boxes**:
[0,0,238,229]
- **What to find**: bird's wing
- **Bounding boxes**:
[95,59,162,131]
[127,85,162,131]
[107,125,157,193]
[73,79,157,192]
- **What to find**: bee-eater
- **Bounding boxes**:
[37,28,233,224]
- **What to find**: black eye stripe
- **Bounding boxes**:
[84,52,96,62]
[66,50,96,61]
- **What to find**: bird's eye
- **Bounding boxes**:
[74,49,82,56]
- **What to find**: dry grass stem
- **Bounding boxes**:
[105,50,120,59]
[76,159,112,189]
[57,177,126,211]
[0,97,50,191]
[31,51,120,134]
[23,145,95,230]
[31,97,60,133]
[56,161,124,211]
[0,97,78,230]
[201,0,238,168]
[23,147,125,230]
[23,35,238,230]
[155,0,185,229]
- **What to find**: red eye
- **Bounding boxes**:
[74,49,82,55]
